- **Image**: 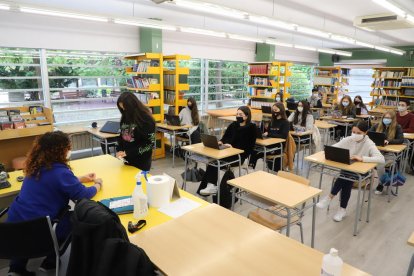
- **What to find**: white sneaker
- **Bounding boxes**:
[333,208,347,222]
[374,190,383,195]
[316,196,331,209]
[200,184,218,195]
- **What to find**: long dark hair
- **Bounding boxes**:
[25,131,71,178]
[293,100,310,127]
[187,97,200,126]
[117,92,155,128]
[273,102,287,122]
[237,106,251,124]
[354,95,367,110]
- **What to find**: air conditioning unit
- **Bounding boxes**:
[354,13,413,31]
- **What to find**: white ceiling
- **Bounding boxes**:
[9,0,414,49]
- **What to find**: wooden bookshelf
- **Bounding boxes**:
[0,106,54,170]
[371,67,414,110]
[248,61,292,110]
[314,66,350,107]
[163,54,191,115]
[124,53,165,159]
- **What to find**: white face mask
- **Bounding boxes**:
[398,106,407,113]
[351,133,364,142]
[297,106,304,113]
[66,150,72,160]
[342,101,349,107]
[276,97,281,102]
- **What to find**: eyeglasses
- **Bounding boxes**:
[128,220,146,234]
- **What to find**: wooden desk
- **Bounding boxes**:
[408,232,414,276]
[305,151,377,236]
[181,143,244,203]
[356,115,371,119]
[57,125,87,135]
[87,127,119,155]
[404,133,414,140]
[320,116,358,137]
[290,131,313,174]
[255,138,285,171]
[156,123,191,167]
[315,120,336,145]
[228,171,321,247]
[130,204,369,276]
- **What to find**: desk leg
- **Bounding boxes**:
[280,143,284,172]
[311,197,316,248]
[90,135,94,157]
[317,165,324,201]
[105,139,108,155]
[238,154,242,177]
[353,174,362,236]
[172,130,176,168]
[230,187,236,211]
[367,170,374,223]
[182,152,188,190]
[388,155,396,203]
[286,208,291,237]
[217,160,221,204]
[407,253,414,276]
[295,138,300,174]
[345,123,349,137]
[263,146,267,171]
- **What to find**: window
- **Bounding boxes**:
[289,64,313,101]
[206,60,248,111]
[47,50,132,124]
[0,48,43,106]
[347,68,373,104]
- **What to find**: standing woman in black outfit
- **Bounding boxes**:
[249,102,290,170]
[198,106,256,195]
[116,92,156,171]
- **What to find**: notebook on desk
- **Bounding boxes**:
[324,145,355,165]
[100,121,121,134]
[100,196,133,214]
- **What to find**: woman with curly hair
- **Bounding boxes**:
[7,131,102,275]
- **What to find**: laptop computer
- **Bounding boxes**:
[261,105,272,114]
[324,145,355,165]
[100,121,121,134]
[367,131,386,147]
[201,134,229,150]
[356,107,361,115]
[165,114,181,126]
[256,127,269,140]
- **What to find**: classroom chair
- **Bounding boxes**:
[247,171,310,243]
[0,207,70,276]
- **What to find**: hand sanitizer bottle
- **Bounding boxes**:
[321,248,343,276]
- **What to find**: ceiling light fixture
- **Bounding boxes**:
[317,49,336,54]
[335,50,352,57]
[249,15,296,31]
[265,40,293,48]
[227,34,264,43]
[114,19,177,30]
[371,0,407,17]
[390,49,404,55]
[0,4,10,10]
[330,35,356,44]
[374,45,391,52]
[173,0,248,20]
[20,7,108,22]
[180,27,226,38]
[355,41,375,48]
[296,26,331,39]
[294,45,317,51]
[406,14,414,24]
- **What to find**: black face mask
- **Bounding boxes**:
[236,116,244,124]
[272,112,279,118]
[188,105,193,110]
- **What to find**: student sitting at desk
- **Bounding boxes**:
[198,106,256,196]
[288,100,314,132]
[249,102,289,170]
[179,97,201,143]
[316,121,384,222]
[116,92,156,171]
[7,131,102,275]
[353,95,368,115]
[396,99,414,133]
[334,95,356,138]
[371,111,404,194]
[308,88,322,108]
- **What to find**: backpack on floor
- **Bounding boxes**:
[212,168,238,209]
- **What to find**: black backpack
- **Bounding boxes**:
[212,168,238,209]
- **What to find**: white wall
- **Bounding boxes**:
[0,10,318,63]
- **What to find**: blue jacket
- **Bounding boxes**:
[7,163,97,223]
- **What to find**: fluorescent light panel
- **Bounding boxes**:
[0,4,10,10]
[406,14,414,24]
[355,41,375,48]
[296,26,331,39]
[173,0,247,20]
[114,19,177,30]
[249,15,296,31]
[371,0,406,17]
[228,34,264,43]
[20,7,108,22]
[265,40,293,48]
[180,27,226,38]
[294,45,316,51]
[318,49,336,54]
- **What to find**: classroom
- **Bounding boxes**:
[1,0,414,275]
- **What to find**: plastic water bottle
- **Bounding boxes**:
[321,248,343,276]
[132,171,148,219]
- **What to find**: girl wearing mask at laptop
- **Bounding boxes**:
[198,106,256,196]
[179,97,201,143]
[353,95,368,115]
[317,120,384,222]
[116,92,156,171]
[370,111,404,195]
[249,102,289,170]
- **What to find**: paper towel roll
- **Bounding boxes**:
[147,175,171,208]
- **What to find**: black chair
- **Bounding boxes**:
[0,207,67,276]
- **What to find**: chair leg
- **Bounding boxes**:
[299,222,304,244]
[407,253,414,276]
[55,254,59,276]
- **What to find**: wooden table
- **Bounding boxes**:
[305,151,378,236]
[320,116,358,137]
[57,125,87,135]
[218,114,267,136]
[228,171,321,247]
[290,130,313,174]
[377,144,408,202]
[255,138,285,171]
[181,143,244,203]
[206,108,261,135]
[1,155,208,232]
[315,120,336,145]
[407,232,414,276]
[87,127,119,155]
[156,123,191,167]
[404,133,414,174]
[130,204,369,276]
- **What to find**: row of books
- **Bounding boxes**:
[314,77,339,86]
[249,87,277,97]
[131,60,160,72]
[249,64,272,75]
[134,92,159,104]
[372,80,401,87]
[402,77,414,86]
[129,77,158,89]
[373,71,405,78]
[374,98,399,106]
[164,90,184,105]
[250,99,274,109]
[0,121,51,131]
[371,88,399,96]
[164,75,188,88]
[407,68,414,77]
[250,77,273,86]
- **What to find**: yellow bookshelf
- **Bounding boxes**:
[314,66,350,107]
[163,54,191,115]
[124,52,165,159]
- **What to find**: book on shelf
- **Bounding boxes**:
[407,68,414,77]
[0,122,13,130]
[164,75,176,87]
[250,76,270,86]
[372,80,401,87]
[377,71,405,78]
[250,99,273,109]
[128,77,159,89]
[314,76,338,85]
[402,77,414,86]
[249,64,268,75]
[131,60,159,72]
[164,90,182,105]
[134,92,159,104]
